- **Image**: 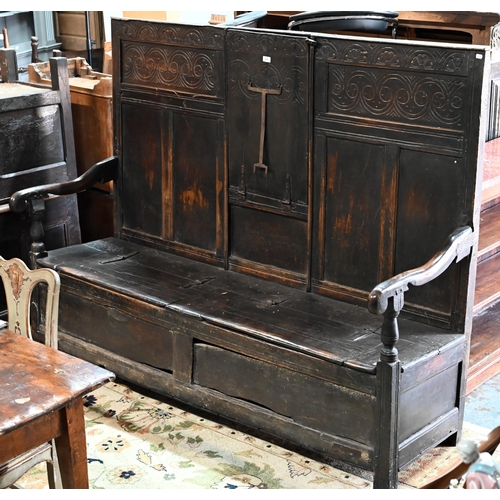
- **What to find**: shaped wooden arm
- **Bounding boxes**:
[9,156,119,213]
[368,226,475,316]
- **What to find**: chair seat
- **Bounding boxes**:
[0,443,52,489]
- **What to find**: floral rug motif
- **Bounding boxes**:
[14,382,497,490]
[15,382,372,489]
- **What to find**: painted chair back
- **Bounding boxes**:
[0,256,60,348]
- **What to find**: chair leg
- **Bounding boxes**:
[47,440,62,489]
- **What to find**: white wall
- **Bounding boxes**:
[102,11,122,42]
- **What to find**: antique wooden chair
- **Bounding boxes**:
[0,49,81,322]
[0,256,61,488]
[0,49,81,267]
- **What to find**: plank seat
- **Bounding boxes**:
[40,237,462,374]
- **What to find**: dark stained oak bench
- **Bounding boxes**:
[9,16,491,488]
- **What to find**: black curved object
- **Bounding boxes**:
[9,156,119,213]
[288,11,399,38]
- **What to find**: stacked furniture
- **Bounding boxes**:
[0,49,81,318]
[28,57,114,243]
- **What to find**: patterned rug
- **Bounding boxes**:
[13,381,495,490]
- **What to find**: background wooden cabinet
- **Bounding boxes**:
[0,11,59,77]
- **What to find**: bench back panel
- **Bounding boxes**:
[311,37,486,327]
[111,18,487,331]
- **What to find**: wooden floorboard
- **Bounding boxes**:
[473,252,500,314]
[470,165,500,393]
[468,150,500,392]
[481,185,500,211]
[468,300,500,394]
[478,203,500,262]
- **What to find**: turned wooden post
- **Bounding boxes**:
[373,295,402,489]
[27,197,47,270]
[31,36,39,63]
[368,227,474,488]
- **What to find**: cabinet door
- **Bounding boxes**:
[227,30,310,215]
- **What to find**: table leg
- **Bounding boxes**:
[53,397,89,489]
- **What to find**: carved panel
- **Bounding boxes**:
[0,105,63,178]
[122,41,222,97]
[316,39,470,76]
[227,31,308,105]
[117,21,224,50]
[226,30,310,208]
[227,30,308,57]
[327,65,466,128]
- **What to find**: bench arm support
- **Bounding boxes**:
[368,225,474,363]
[368,226,475,317]
[9,156,119,214]
[9,156,119,269]
[370,226,474,486]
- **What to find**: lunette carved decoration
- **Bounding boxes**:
[227,31,308,58]
[122,42,220,96]
[227,32,308,105]
[118,22,224,50]
[327,66,465,127]
[316,39,470,76]
[229,59,306,105]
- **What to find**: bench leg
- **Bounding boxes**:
[373,359,401,489]
[53,398,89,489]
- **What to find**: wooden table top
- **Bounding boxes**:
[0,329,114,436]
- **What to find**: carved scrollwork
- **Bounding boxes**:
[328,67,465,126]
[122,42,219,96]
[317,39,469,75]
[227,31,307,106]
[119,21,224,50]
[227,31,308,58]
